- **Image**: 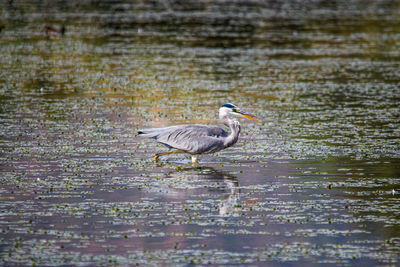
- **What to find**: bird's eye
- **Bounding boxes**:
[232,108,237,113]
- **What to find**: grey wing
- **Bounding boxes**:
[138,124,228,154]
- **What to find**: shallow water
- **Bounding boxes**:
[1,0,400,266]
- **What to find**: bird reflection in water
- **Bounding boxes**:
[163,166,240,216]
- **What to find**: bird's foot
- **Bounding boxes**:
[153,154,160,162]
[153,150,185,163]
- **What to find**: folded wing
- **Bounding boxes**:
[138,124,228,154]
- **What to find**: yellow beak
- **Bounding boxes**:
[237,111,261,122]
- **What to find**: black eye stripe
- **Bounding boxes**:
[221,103,236,109]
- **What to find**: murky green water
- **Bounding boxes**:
[1,0,400,266]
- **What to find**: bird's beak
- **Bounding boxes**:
[236,109,262,122]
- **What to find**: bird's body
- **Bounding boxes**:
[138,103,260,163]
[138,123,239,155]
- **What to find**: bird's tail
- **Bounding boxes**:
[137,128,158,138]
[137,127,173,139]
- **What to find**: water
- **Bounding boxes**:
[1,0,400,265]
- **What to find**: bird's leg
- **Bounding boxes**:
[153,150,184,162]
[191,155,199,164]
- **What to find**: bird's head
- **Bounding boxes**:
[219,103,261,122]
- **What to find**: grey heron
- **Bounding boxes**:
[138,103,261,163]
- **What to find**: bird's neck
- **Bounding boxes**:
[220,113,232,127]
[223,118,241,148]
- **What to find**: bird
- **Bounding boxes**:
[44,25,66,38]
[138,103,261,163]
